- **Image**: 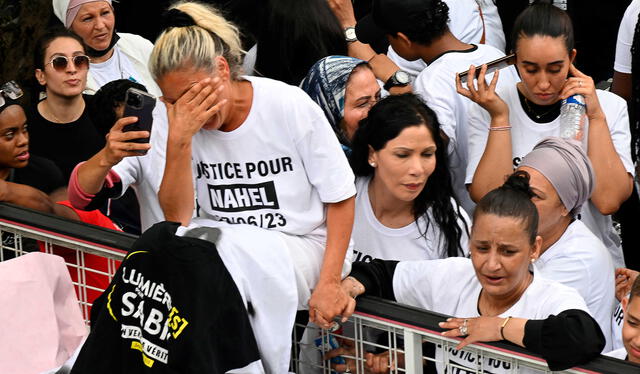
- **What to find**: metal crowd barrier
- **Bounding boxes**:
[0,203,637,374]
[0,203,132,320]
[293,298,640,374]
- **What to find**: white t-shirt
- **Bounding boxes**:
[393,258,590,374]
[614,0,640,74]
[351,177,470,262]
[113,102,169,231]
[413,44,520,214]
[466,85,634,269]
[604,347,628,360]
[387,0,506,79]
[191,76,356,238]
[535,220,615,352]
[611,301,625,351]
[89,47,150,93]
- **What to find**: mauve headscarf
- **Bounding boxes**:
[519,137,595,217]
[53,0,112,29]
[300,55,367,146]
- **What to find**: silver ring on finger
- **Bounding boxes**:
[459,319,469,336]
[578,80,583,87]
[459,325,468,336]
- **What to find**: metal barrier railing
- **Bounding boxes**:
[0,203,637,374]
[0,203,132,320]
[292,297,640,374]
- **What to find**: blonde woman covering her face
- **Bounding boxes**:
[148,2,357,371]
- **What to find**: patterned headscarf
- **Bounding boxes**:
[519,137,595,217]
[300,56,367,146]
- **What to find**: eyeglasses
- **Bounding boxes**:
[45,55,90,71]
[0,81,23,109]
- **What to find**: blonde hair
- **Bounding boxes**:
[149,1,244,80]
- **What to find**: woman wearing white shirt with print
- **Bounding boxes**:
[148,2,356,331]
[331,172,604,374]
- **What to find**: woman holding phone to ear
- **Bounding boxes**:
[461,2,634,269]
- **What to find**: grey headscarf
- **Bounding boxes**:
[519,137,595,217]
[300,55,367,146]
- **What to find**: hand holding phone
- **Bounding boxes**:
[458,54,515,84]
[122,88,156,155]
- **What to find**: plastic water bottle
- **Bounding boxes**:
[558,94,586,142]
[314,323,345,372]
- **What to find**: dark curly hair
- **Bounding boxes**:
[398,0,450,46]
[89,79,148,137]
[350,93,468,258]
[474,170,539,245]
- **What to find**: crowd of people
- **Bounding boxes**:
[2,0,640,372]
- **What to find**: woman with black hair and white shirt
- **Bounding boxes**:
[461,2,634,269]
[329,172,604,374]
[348,93,470,263]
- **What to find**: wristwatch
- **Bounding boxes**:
[344,27,358,43]
[383,70,411,91]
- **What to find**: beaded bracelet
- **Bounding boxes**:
[500,316,512,340]
[489,125,512,131]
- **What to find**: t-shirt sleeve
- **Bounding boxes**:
[112,156,141,198]
[465,103,492,184]
[290,89,356,203]
[414,71,458,150]
[602,91,635,176]
[614,0,640,74]
[350,259,399,301]
[391,259,466,311]
[523,309,605,371]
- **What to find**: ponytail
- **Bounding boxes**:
[474,171,539,244]
[149,1,244,81]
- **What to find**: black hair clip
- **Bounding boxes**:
[160,8,196,30]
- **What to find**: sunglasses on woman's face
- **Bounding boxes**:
[0,81,23,109]
[45,55,90,71]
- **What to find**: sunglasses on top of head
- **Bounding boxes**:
[45,55,91,71]
[0,81,24,110]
